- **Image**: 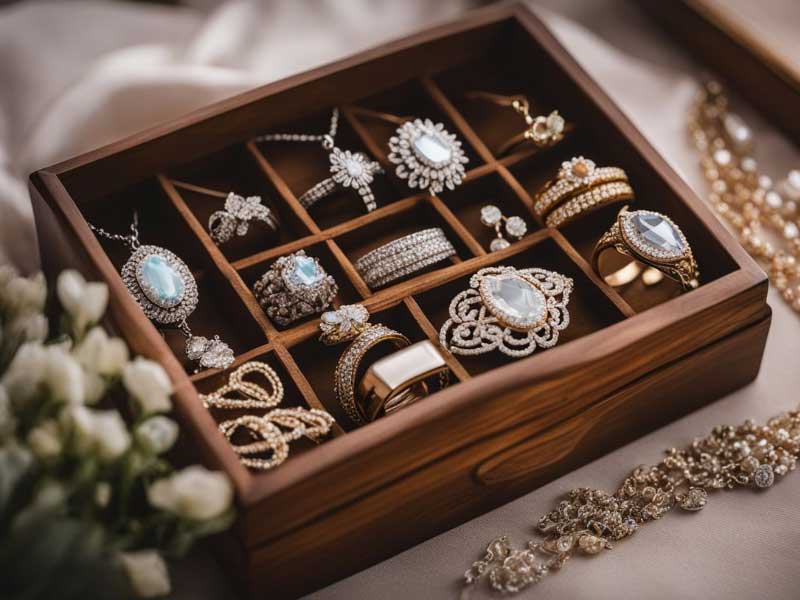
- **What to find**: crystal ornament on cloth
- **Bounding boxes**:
[440,266,572,358]
[388,118,469,194]
[463,407,800,595]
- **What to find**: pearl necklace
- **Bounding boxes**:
[688,81,800,312]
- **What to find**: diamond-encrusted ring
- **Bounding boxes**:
[320,304,412,425]
[253,250,338,327]
[298,147,384,212]
[208,193,279,245]
[591,206,700,291]
[480,204,528,252]
[465,91,567,156]
[354,228,457,289]
[439,265,573,358]
[533,157,631,224]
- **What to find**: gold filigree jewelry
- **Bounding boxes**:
[466,91,567,155]
[320,304,411,426]
[688,81,800,313]
[592,206,700,291]
[462,406,800,595]
[199,361,334,470]
[439,266,572,358]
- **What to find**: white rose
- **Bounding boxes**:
[118,550,171,598]
[2,272,47,318]
[44,344,85,405]
[135,416,178,455]
[92,410,132,462]
[95,481,111,508]
[27,419,62,460]
[6,312,48,344]
[65,405,131,462]
[75,327,129,377]
[122,357,172,415]
[147,465,233,521]
[2,341,47,405]
[56,270,108,335]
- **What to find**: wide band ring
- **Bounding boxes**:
[335,324,411,425]
[358,340,450,421]
[253,250,338,326]
[545,181,634,228]
[533,157,630,223]
[208,193,279,245]
[439,265,573,358]
[592,207,700,291]
[355,228,456,289]
[299,148,383,213]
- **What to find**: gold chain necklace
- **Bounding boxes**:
[462,407,800,594]
[688,81,800,312]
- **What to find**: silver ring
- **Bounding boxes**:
[299,147,383,212]
[354,228,456,289]
[208,193,278,245]
[253,251,338,327]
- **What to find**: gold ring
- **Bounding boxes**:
[465,91,568,155]
[545,181,634,228]
[592,206,700,291]
[534,156,631,225]
[358,340,449,421]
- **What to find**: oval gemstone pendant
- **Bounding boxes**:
[122,245,198,325]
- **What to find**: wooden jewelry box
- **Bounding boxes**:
[29,4,770,598]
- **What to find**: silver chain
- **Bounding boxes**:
[88,211,141,250]
[253,108,339,150]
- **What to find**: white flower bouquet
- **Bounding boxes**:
[0,267,235,599]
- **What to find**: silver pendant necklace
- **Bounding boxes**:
[254,108,384,213]
[89,212,234,371]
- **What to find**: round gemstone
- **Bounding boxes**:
[138,254,185,308]
[413,133,452,165]
[631,213,685,255]
[346,159,364,178]
[489,238,510,252]
[753,463,775,488]
[292,256,325,285]
[482,275,546,328]
[480,204,502,226]
[505,216,527,239]
[547,112,565,135]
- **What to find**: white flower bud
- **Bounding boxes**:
[56,270,108,334]
[0,265,18,288]
[1,272,47,318]
[75,327,129,377]
[6,312,48,344]
[118,550,171,598]
[82,370,107,405]
[95,481,111,508]
[1,341,47,405]
[135,416,178,455]
[122,357,172,415]
[44,344,85,405]
[27,419,62,460]
[147,465,233,521]
[65,405,131,462]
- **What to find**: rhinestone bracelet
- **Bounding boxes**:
[462,406,800,594]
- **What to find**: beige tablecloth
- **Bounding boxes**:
[1,1,797,599]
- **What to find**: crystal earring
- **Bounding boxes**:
[480,204,527,251]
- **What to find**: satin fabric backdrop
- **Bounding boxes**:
[1,1,797,599]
